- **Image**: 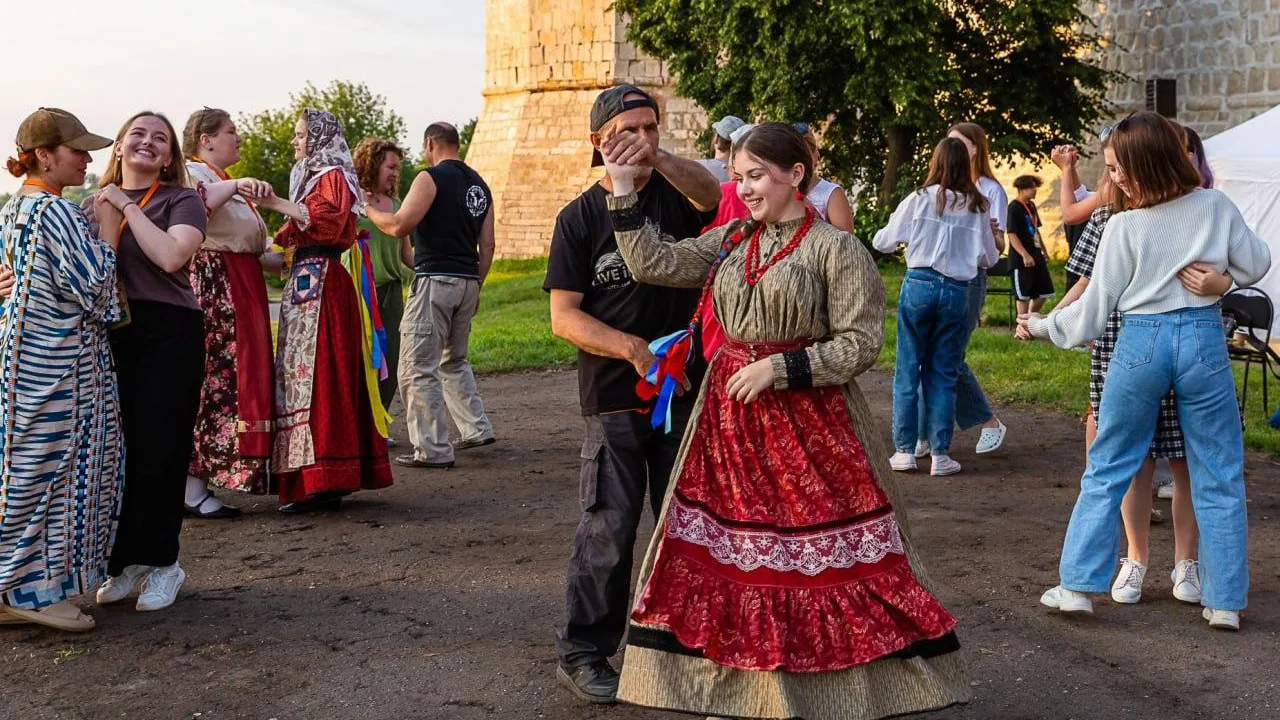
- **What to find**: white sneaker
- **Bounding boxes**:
[914,440,930,458]
[1202,607,1240,631]
[96,565,147,605]
[1040,585,1094,614]
[889,452,918,472]
[975,420,1007,454]
[1156,483,1174,500]
[1110,558,1147,604]
[930,455,962,476]
[136,564,186,612]
[1171,560,1202,604]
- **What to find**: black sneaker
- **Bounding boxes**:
[556,660,618,704]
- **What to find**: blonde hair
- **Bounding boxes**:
[100,111,189,188]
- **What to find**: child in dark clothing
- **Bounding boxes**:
[1008,175,1054,329]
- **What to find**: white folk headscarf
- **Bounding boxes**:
[288,108,363,214]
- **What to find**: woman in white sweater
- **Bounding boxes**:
[1021,112,1270,631]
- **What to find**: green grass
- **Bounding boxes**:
[471,258,575,373]
[877,262,1280,455]
[277,257,1278,454]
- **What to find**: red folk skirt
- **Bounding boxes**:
[630,340,958,673]
[274,254,393,503]
[189,250,274,493]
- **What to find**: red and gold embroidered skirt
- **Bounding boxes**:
[629,341,958,673]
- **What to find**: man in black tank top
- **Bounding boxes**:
[364,122,496,469]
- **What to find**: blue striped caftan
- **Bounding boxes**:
[0,191,124,610]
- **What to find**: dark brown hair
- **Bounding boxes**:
[731,122,815,194]
[424,122,460,147]
[1104,111,1202,212]
[182,107,232,159]
[922,137,989,216]
[1012,175,1043,191]
[353,137,405,195]
[100,111,189,188]
[1182,125,1214,188]
[948,122,996,181]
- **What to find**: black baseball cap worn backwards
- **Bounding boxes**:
[590,85,660,167]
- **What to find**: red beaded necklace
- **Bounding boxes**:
[743,206,816,286]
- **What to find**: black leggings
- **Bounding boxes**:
[108,300,205,575]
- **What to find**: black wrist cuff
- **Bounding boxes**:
[782,350,813,390]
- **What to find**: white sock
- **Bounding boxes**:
[184,476,223,511]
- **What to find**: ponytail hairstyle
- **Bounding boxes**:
[922,137,989,216]
[5,149,41,178]
[182,107,232,160]
[948,122,996,181]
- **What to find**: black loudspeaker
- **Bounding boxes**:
[1145,78,1177,118]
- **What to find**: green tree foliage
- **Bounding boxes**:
[459,117,478,160]
[615,0,1119,216]
[0,173,99,210]
[231,80,407,228]
[63,173,99,206]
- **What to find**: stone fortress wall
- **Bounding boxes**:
[466,0,705,260]
[471,0,1280,259]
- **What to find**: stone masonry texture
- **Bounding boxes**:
[472,1,1280,259]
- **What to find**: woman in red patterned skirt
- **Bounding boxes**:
[254,109,393,513]
[600,123,969,719]
[181,108,277,517]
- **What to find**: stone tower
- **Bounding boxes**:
[468,1,706,259]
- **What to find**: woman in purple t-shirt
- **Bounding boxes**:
[88,112,207,615]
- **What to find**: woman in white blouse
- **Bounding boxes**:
[874,138,999,477]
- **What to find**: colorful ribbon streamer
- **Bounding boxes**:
[635,328,695,433]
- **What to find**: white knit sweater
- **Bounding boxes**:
[1028,189,1271,348]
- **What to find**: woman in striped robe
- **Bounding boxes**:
[0,108,122,632]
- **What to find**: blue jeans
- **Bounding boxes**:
[893,269,972,455]
[918,270,994,439]
[1059,306,1248,610]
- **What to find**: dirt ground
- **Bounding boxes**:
[3,368,1279,720]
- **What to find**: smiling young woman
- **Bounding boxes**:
[92,111,208,615]
[599,122,969,720]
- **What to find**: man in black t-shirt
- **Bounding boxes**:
[365,122,496,469]
[543,85,720,704]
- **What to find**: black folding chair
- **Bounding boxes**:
[1222,287,1277,416]
[982,256,1016,327]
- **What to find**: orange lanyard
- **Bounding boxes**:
[192,156,260,216]
[120,182,160,234]
[22,177,62,196]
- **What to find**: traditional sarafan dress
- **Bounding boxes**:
[273,112,392,504]
[606,193,970,720]
[186,159,274,493]
[0,192,123,609]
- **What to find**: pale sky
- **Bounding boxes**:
[0,0,485,192]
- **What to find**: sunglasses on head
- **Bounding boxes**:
[792,122,810,135]
[1098,112,1137,144]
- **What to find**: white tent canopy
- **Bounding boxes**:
[1204,104,1280,336]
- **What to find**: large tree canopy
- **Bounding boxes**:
[616,0,1117,217]
[232,80,407,228]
